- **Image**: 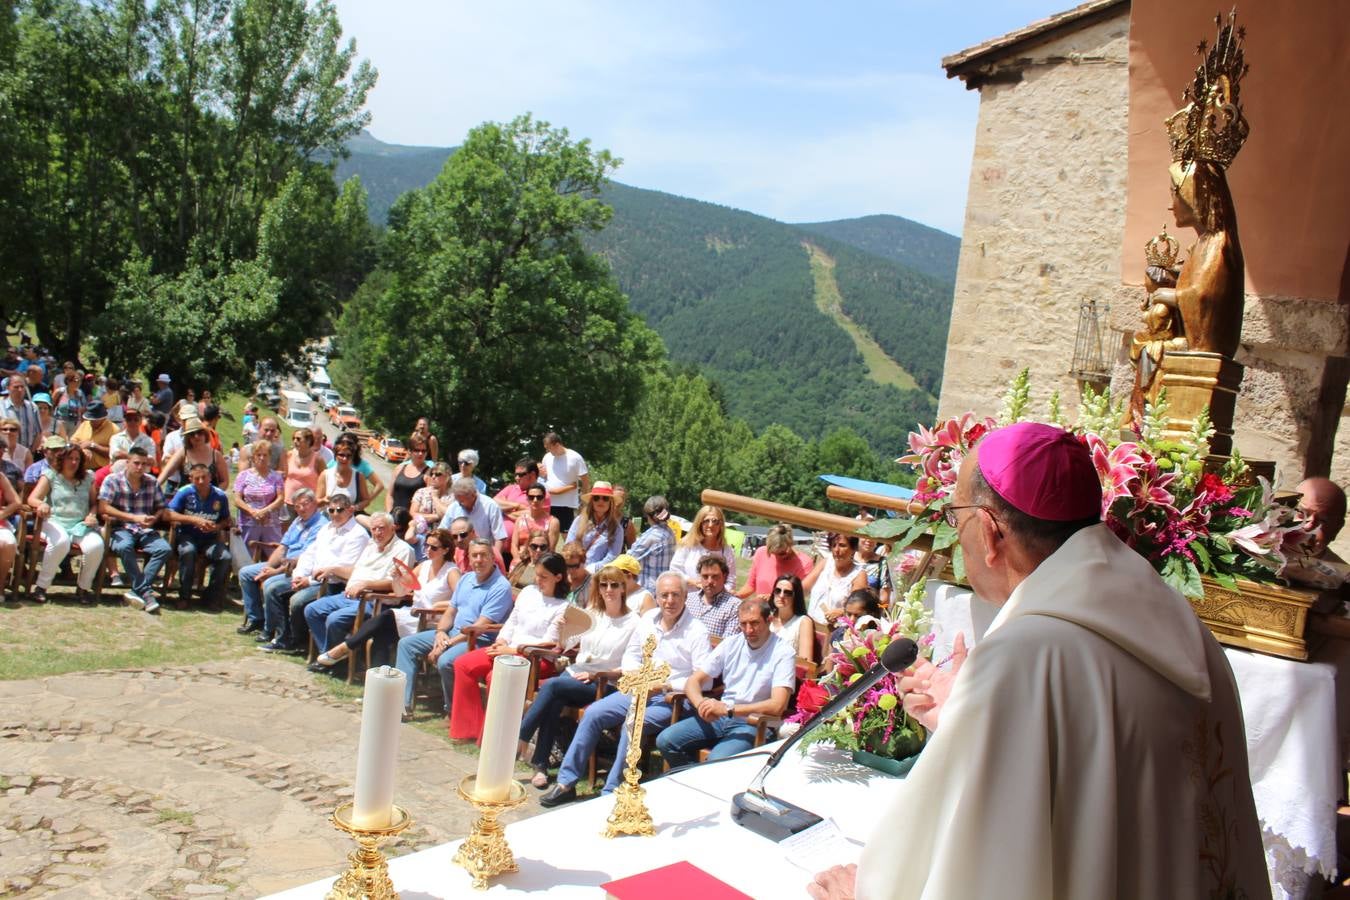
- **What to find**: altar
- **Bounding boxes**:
[267,742,897,899]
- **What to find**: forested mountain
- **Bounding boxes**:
[335,132,955,456]
[795,214,961,283]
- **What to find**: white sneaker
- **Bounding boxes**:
[143,596,161,614]
[109,573,124,587]
[123,591,145,610]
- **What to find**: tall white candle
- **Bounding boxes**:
[474,655,531,801]
[352,665,406,829]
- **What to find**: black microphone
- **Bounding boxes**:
[732,636,919,841]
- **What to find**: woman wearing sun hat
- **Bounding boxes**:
[564,481,624,572]
[608,553,655,614]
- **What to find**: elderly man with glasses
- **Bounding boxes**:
[243,488,327,645]
[305,511,415,670]
[441,476,507,558]
[268,494,369,653]
[0,374,41,452]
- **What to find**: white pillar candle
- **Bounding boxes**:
[351,665,406,829]
[474,655,531,801]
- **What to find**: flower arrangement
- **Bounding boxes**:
[791,579,934,761]
[869,370,1327,598]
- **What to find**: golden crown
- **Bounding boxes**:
[1165,9,1250,169]
[1144,226,1180,269]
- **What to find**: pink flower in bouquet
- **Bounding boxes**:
[1194,472,1235,506]
[898,550,926,576]
[1089,435,1147,514]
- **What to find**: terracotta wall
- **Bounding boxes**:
[1121,0,1350,302]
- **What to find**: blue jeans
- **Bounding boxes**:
[556,692,674,793]
[394,630,473,712]
[304,594,374,654]
[258,573,295,638]
[275,580,343,647]
[518,673,611,770]
[175,536,230,605]
[655,714,759,769]
[239,562,271,625]
[110,527,172,597]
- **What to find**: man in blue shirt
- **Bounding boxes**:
[240,487,326,644]
[165,462,231,608]
[440,477,507,557]
[394,538,513,718]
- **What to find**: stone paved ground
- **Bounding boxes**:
[0,659,537,897]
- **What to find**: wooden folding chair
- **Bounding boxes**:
[21,511,107,602]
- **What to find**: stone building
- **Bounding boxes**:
[936,0,1350,534]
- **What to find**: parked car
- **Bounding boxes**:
[320,389,342,408]
[332,405,362,430]
[377,437,408,463]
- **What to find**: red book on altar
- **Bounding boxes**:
[602,861,751,900]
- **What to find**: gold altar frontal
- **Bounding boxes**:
[1191,576,1317,662]
[1155,351,1243,455]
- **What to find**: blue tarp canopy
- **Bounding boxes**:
[817,474,915,502]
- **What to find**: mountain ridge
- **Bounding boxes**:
[333,131,955,455]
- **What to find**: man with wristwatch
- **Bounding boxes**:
[656,597,796,767]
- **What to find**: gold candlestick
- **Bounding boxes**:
[604,633,671,839]
[326,802,412,900]
[453,775,528,890]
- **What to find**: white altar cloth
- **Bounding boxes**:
[267,744,901,899]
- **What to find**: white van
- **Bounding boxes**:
[279,389,315,427]
[308,366,332,398]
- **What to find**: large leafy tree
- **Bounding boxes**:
[345,114,663,470]
[1,0,376,378]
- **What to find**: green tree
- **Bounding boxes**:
[346,114,664,468]
[599,369,752,513]
[732,423,821,510]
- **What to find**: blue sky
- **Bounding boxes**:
[330,1,1071,235]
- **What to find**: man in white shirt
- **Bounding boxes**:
[275,495,370,652]
[305,511,415,660]
[541,571,711,806]
[440,477,506,555]
[656,597,795,767]
[108,408,157,471]
[540,431,589,533]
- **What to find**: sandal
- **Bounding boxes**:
[531,768,550,789]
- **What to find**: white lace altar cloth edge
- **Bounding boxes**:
[925,581,1344,899]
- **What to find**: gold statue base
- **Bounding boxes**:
[326,802,412,900]
[453,775,527,890]
[604,780,656,838]
[1190,574,1316,661]
[1155,351,1243,455]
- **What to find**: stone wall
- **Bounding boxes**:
[939,8,1350,556]
[937,14,1134,424]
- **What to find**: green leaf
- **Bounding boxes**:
[859,518,915,540]
[1190,540,1212,572]
[1212,572,1239,591]
[932,525,959,552]
[952,547,966,584]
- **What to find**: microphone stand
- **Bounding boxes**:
[731,637,917,842]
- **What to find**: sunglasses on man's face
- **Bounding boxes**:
[450,532,470,541]
[528,494,545,501]
[528,542,549,551]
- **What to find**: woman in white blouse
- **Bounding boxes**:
[768,574,815,664]
[517,562,638,788]
[670,504,736,584]
[315,528,460,672]
[449,552,570,742]
[807,533,868,625]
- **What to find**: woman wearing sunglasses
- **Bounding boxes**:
[517,561,638,788]
[509,485,560,560]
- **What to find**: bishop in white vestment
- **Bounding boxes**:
[814,423,1268,900]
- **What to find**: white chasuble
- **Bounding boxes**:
[856,524,1269,900]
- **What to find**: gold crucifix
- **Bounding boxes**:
[603,633,671,838]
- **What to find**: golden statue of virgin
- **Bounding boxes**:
[1129,11,1250,448]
